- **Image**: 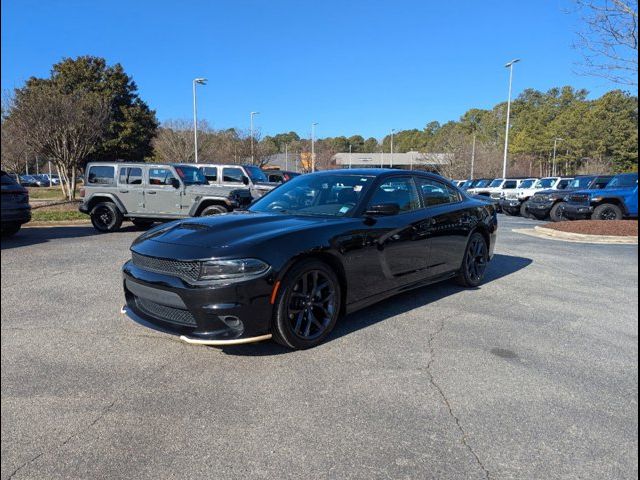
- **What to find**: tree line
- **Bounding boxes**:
[1,56,637,200]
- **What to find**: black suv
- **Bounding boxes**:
[527,175,613,221]
[1,171,31,237]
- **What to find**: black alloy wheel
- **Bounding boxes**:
[593,203,623,221]
[272,260,341,349]
[549,202,565,222]
[456,232,488,287]
[90,202,123,233]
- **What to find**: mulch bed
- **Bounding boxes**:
[543,220,638,237]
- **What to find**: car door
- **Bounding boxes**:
[116,166,145,214]
[352,176,433,301]
[145,167,182,215]
[415,177,471,277]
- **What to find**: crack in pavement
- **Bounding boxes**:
[425,316,492,480]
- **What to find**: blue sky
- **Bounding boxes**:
[0,0,626,139]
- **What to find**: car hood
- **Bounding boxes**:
[131,211,350,259]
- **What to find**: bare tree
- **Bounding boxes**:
[7,84,110,199]
[573,0,638,86]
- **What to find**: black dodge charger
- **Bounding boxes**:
[122,169,497,349]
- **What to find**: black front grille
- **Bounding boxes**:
[131,252,201,282]
[135,296,197,327]
[569,194,589,204]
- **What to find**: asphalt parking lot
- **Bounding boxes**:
[1,215,638,480]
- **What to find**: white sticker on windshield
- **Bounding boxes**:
[339,206,350,214]
[354,185,363,192]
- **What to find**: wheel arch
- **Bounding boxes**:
[191,198,231,216]
[593,197,627,214]
[86,194,126,214]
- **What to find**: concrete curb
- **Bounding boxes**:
[23,220,91,228]
[512,226,638,244]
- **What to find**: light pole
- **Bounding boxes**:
[311,122,318,172]
[471,133,476,180]
[390,129,396,168]
[349,144,353,169]
[250,111,260,164]
[552,137,564,176]
[192,78,207,164]
[502,59,520,178]
[284,143,289,171]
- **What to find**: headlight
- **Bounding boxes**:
[199,258,269,280]
[549,194,563,201]
[591,196,603,203]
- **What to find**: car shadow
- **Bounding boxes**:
[220,253,533,356]
[0,224,145,250]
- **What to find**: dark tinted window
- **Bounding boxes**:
[557,180,572,189]
[416,177,460,206]
[223,168,245,183]
[1,172,18,185]
[119,167,143,185]
[268,173,283,183]
[504,180,518,189]
[87,166,115,185]
[368,176,420,213]
[201,167,217,182]
[148,168,176,186]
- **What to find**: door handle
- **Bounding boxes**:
[119,190,129,193]
[147,191,156,195]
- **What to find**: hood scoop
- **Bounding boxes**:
[179,222,214,231]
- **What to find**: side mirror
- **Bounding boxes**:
[242,176,250,185]
[170,178,181,189]
[365,203,400,216]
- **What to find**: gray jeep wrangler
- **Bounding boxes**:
[79,162,252,232]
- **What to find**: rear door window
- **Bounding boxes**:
[118,167,143,185]
[201,167,218,183]
[367,176,421,213]
[87,166,115,185]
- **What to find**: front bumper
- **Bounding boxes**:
[498,199,521,214]
[122,261,275,344]
[559,203,593,220]
[527,200,554,216]
[1,206,31,225]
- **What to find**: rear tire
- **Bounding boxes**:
[549,202,565,222]
[199,205,228,216]
[132,219,155,229]
[90,202,123,233]
[456,232,489,288]
[592,203,623,221]
[272,260,342,350]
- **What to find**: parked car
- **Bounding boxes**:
[31,174,52,187]
[19,175,40,187]
[524,175,613,221]
[197,164,278,199]
[501,177,573,217]
[263,170,301,184]
[1,170,31,236]
[459,178,492,190]
[559,172,638,221]
[79,162,253,232]
[121,169,497,349]
[42,174,61,186]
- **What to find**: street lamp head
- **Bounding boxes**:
[194,78,207,85]
[504,59,521,68]
[251,111,260,116]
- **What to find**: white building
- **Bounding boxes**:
[332,151,453,171]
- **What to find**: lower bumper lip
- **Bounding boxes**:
[121,305,272,346]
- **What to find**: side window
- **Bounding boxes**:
[201,167,217,183]
[269,174,282,183]
[87,166,115,185]
[504,180,518,189]
[223,168,245,183]
[557,180,571,190]
[119,167,143,185]
[367,176,420,213]
[416,177,461,207]
[595,178,610,189]
[148,168,176,186]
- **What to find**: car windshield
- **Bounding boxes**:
[536,178,557,188]
[250,173,375,217]
[244,165,268,183]
[475,180,491,188]
[174,166,208,185]
[489,179,503,187]
[569,177,594,189]
[519,179,536,188]
[607,173,638,188]
[461,180,473,189]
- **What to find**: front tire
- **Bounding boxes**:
[520,201,533,219]
[90,202,123,233]
[592,203,623,221]
[456,232,489,288]
[549,202,565,222]
[200,205,228,216]
[272,260,342,350]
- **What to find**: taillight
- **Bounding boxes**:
[79,187,85,198]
